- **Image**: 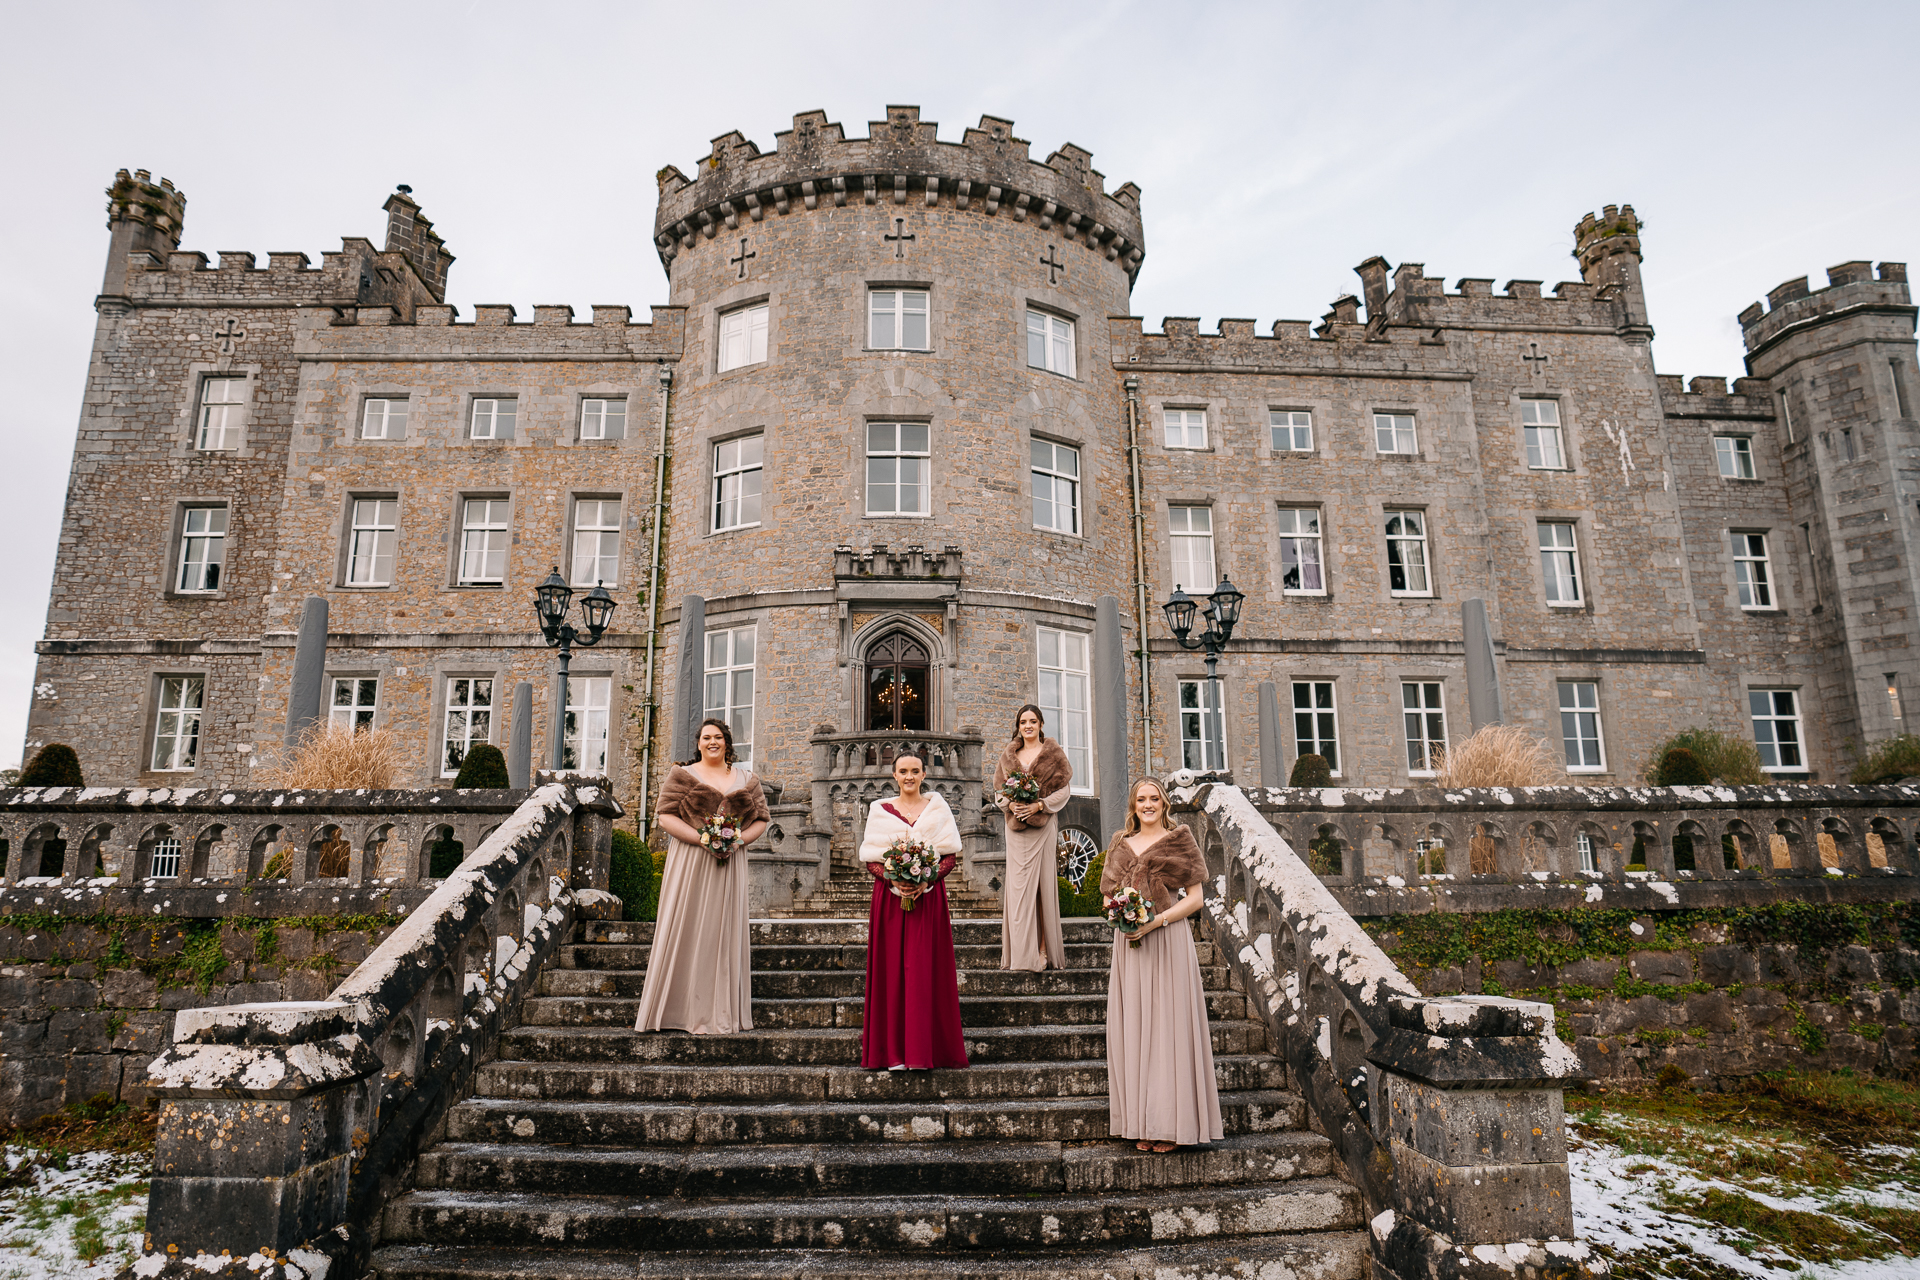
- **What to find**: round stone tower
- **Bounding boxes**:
[649,106,1146,868]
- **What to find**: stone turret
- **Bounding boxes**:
[100,169,186,299]
[1572,203,1649,334]
[381,186,453,302]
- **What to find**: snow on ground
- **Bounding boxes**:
[0,1146,150,1280]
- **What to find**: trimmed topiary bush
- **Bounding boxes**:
[18,743,84,789]
[1289,753,1332,788]
[1642,727,1765,786]
[451,743,510,789]
[1654,747,1709,787]
[610,828,659,922]
[1852,734,1920,785]
[1058,851,1106,918]
[428,836,464,878]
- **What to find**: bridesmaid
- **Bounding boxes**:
[858,749,969,1071]
[1102,777,1223,1151]
[992,704,1070,971]
[634,718,769,1034]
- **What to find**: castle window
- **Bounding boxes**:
[442,677,493,776]
[150,676,204,772]
[1179,678,1225,772]
[570,499,621,586]
[1538,522,1583,606]
[870,290,929,350]
[361,397,408,440]
[176,506,228,593]
[1277,508,1325,594]
[1271,410,1314,452]
[1036,627,1093,788]
[563,676,611,774]
[1558,681,1605,772]
[1291,681,1339,775]
[1779,390,1797,443]
[147,834,182,880]
[579,398,626,441]
[712,435,763,532]
[1384,510,1430,596]
[1402,681,1447,776]
[704,626,757,765]
[1373,412,1417,455]
[197,377,245,451]
[1577,831,1598,872]
[1168,506,1215,593]
[346,498,397,587]
[1715,435,1755,479]
[1164,409,1208,449]
[1522,399,1565,469]
[329,677,378,731]
[1748,688,1803,771]
[864,632,927,735]
[718,304,769,372]
[1731,532,1774,609]
[866,422,930,516]
[458,497,510,584]
[1030,439,1081,534]
[1026,310,1076,377]
[469,398,517,440]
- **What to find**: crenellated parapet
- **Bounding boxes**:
[310,300,686,358]
[652,106,1146,278]
[1370,261,1623,332]
[1656,373,1777,421]
[106,168,186,242]
[1738,260,1912,359]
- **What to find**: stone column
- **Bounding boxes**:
[672,595,707,764]
[1093,595,1130,842]
[1462,598,1503,732]
[284,597,330,749]
[1258,680,1283,788]
[508,682,533,788]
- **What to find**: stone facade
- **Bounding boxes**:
[26,116,1920,853]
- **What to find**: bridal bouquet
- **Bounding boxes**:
[999,769,1042,805]
[881,835,940,912]
[697,812,744,861]
[1105,886,1154,948]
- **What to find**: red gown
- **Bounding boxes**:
[860,804,970,1070]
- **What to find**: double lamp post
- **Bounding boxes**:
[1162,575,1245,770]
[534,568,616,771]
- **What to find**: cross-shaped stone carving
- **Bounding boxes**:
[885,217,915,260]
[215,317,247,355]
[1039,244,1065,284]
[730,236,756,279]
[1522,342,1550,379]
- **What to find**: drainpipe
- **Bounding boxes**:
[635,365,674,838]
[1123,376,1154,773]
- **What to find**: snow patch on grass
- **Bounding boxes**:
[0,1145,150,1280]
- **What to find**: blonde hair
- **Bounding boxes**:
[1122,777,1172,837]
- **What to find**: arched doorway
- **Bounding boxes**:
[864,633,930,731]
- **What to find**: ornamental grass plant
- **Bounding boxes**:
[1433,723,1565,788]
[256,722,403,789]
[1641,726,1766,786]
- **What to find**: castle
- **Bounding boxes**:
[29,106,1920,893]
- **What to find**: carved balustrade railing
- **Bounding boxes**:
[807,728,995,870]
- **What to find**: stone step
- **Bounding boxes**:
[519,990,1250,1029]
[382,1178,1364,1252]
[371,1230,1366,1280]
[447,1089,1307,1146]
[576,918,1125,946]
[539,965,1233,999]
[493,1021,1264,1067]
[559,941,1209,972]
[472,1054,1288,1105]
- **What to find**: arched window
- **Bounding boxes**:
[865,633,929,732]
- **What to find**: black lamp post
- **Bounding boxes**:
[1162,576,1246,766]
[534,567,616,770]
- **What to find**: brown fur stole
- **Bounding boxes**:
[656,765,769,832]
[1099,823,1206,915]
[992,738,1073,830]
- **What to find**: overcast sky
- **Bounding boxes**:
[1,1,1914,770]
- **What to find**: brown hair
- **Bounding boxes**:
[684,717,739,766]
[891,746,926,770]
[1009,703,1046,744]
[1122,777,1172,837]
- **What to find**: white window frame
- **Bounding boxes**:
[329,677,379,731]
[580,398,626,441]
[346,498,398,588]
[1025,309,1076,378]
[869,290,929,351]
[1291,680,1340,776]
[1030,439,1081,535]
[712,435,764,533]
[1271,409,1313,452]
[703,625,757,768]
[468,398,516,441]
[1557,681,1606,773]
[458,497,510,585]
[1402,681,1447,776]
[1036,626,1093,792]
[195,377,245,451]
[176,506,228,594]
[151,676,204,773]
[1715,435,1755,479]
[1178,678,1225,772]
[718,304,769,372]
[1277,507,1325,595]
[1374,412,1417,455]
[1385,510,1432,597]
[563,676,611,774]
[1576,831,1598,873]
[865,422,931,517]
[1749,688,1805,772]
[1538,522,1583,606]
[1731,532,1775,609]
[361,397,408,440]
[1163,408,1208,450]
[570,498,621,587]
[1522,399,1565,470]
[441,677,494,776]
[1168,505,1216,594]
[148,834,182,880]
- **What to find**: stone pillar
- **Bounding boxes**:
[1093,595,1130,842]
[1258,680,1283,788]
[508,681,533,788]
[1462,598,1503,732]
[283,597,330,749]
[672,595,706,764]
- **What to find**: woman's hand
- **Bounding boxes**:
[894,882,924,902]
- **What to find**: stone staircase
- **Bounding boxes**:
[774,865,1005,919]
[370,917,1367,1280]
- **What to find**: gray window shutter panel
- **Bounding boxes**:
[497,402,516,440]
[604,404,625,440]
[389,403,407,440]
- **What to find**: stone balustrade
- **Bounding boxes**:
[806,727,997,873]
